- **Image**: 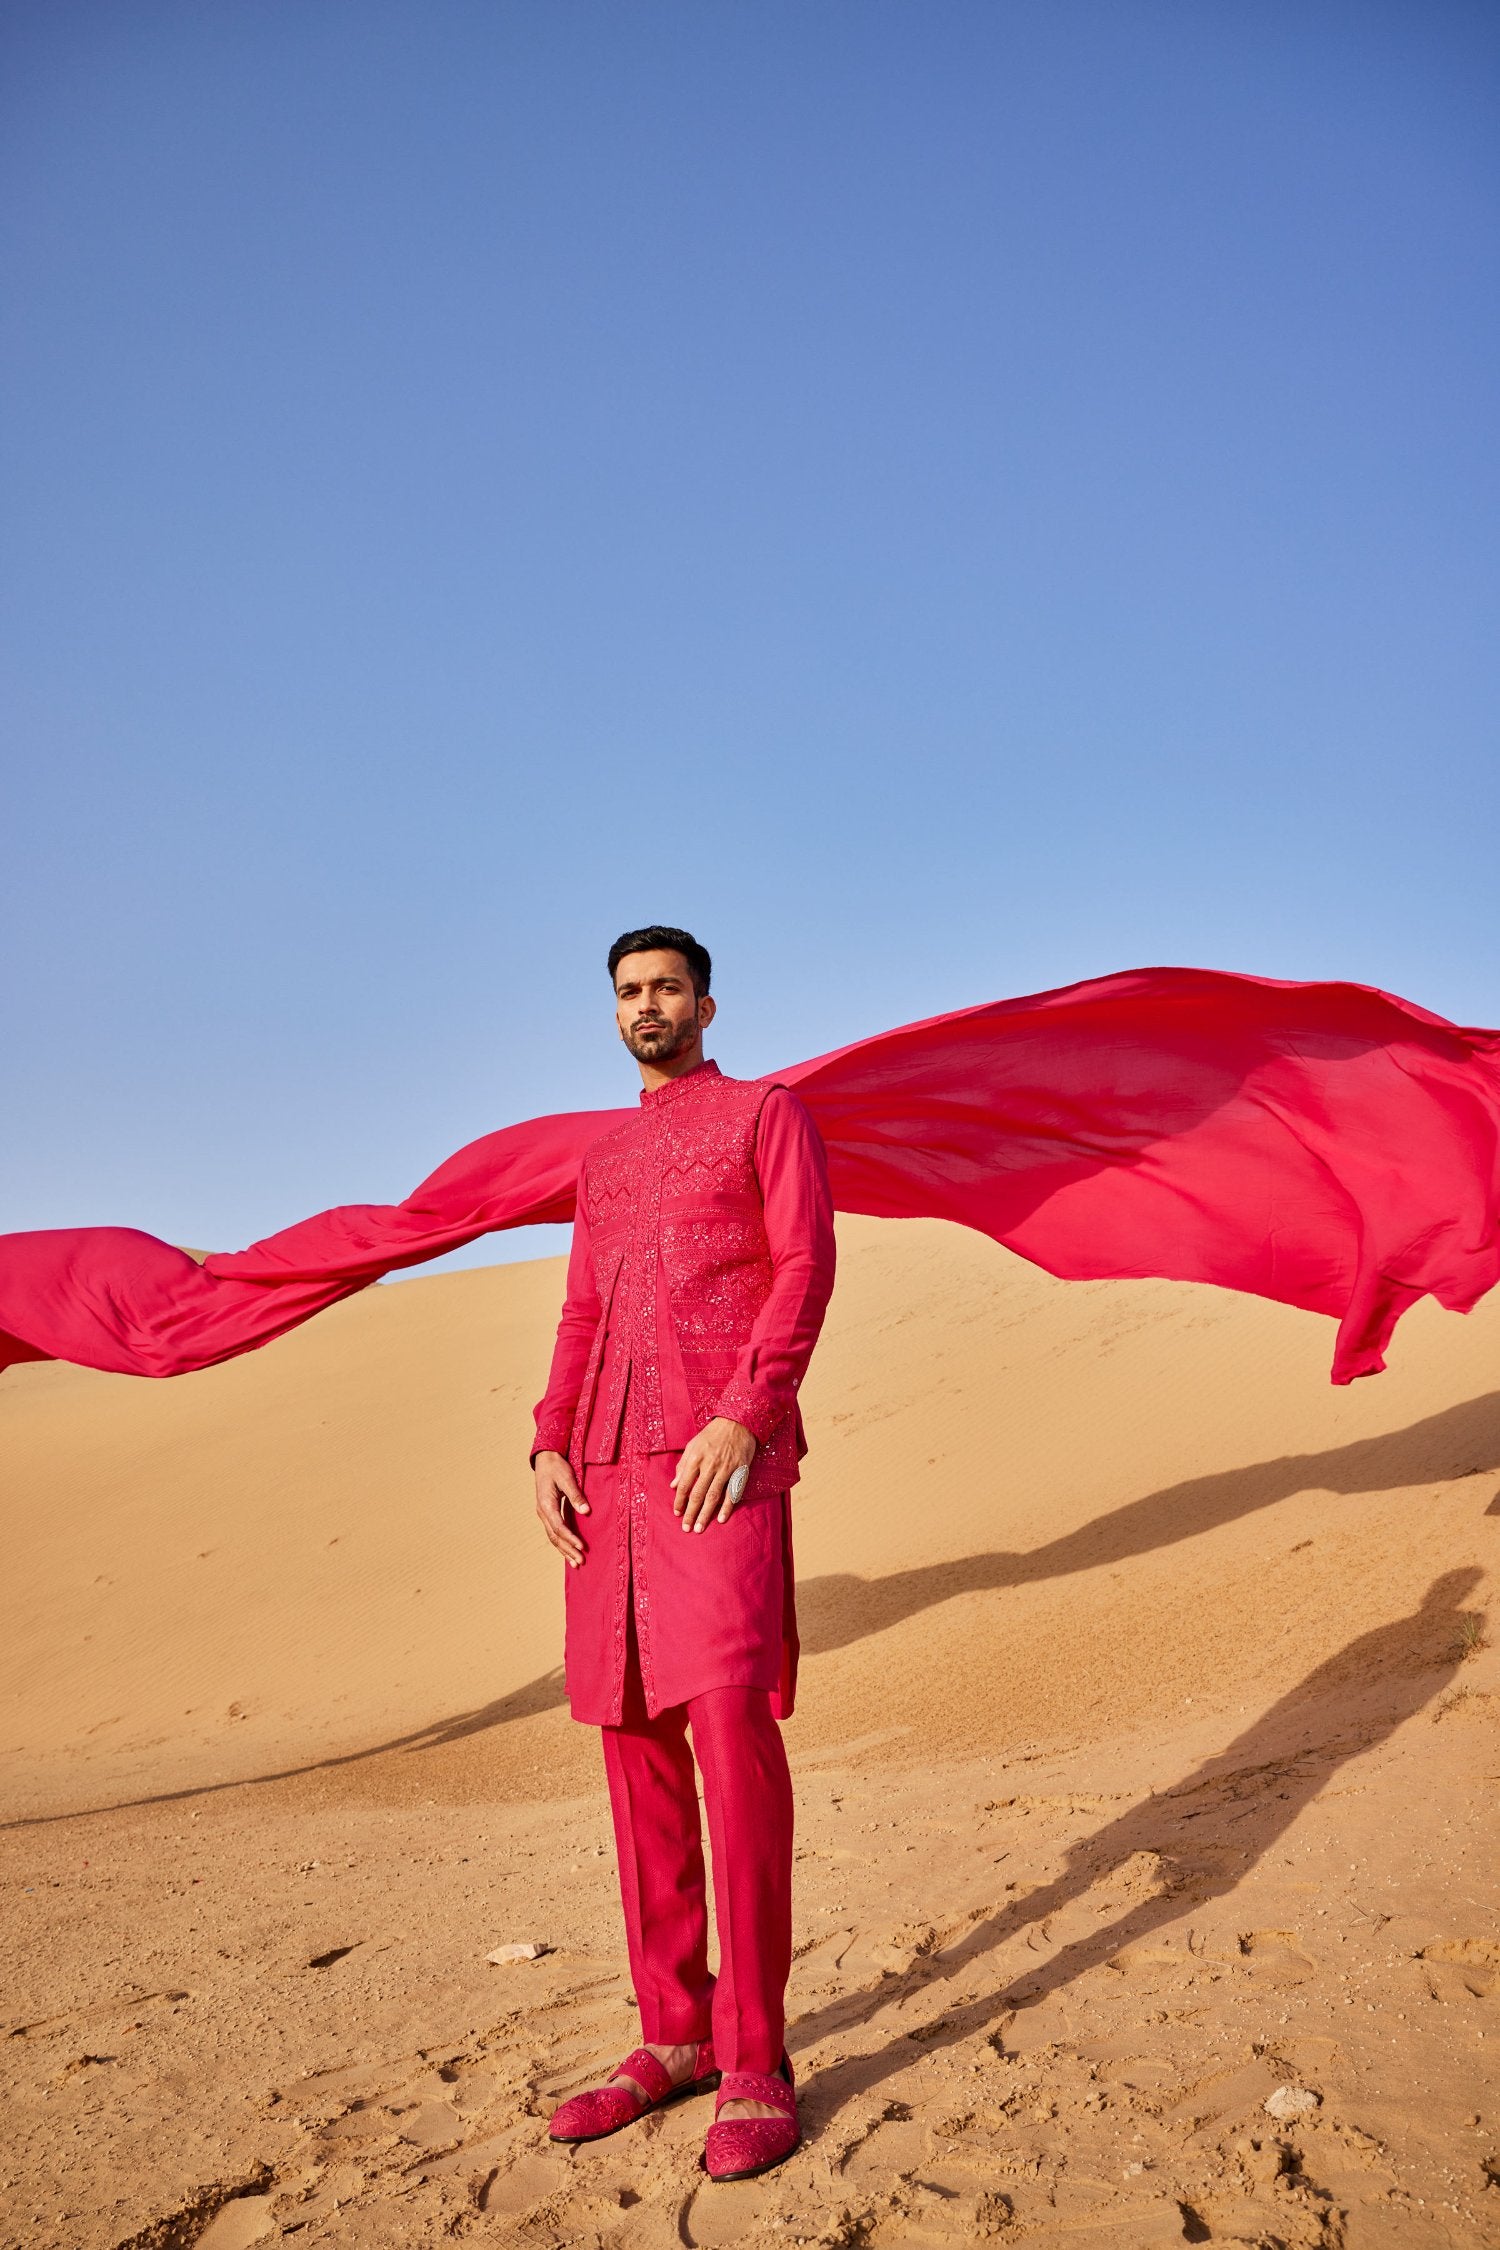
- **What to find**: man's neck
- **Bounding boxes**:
[636,1041,707,1094]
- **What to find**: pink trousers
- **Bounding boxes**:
[600,1615,795,2073]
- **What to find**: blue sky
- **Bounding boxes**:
[2,1,1496,1269]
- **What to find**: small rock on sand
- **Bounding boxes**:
[485,1941,551,1964]
[1264,2084,1320,2121]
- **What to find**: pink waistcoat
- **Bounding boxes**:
[567,1064,803,1500]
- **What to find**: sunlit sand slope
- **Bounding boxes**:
[3,1217,1497,2247]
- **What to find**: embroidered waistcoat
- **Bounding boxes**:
[567,1064,800,1496]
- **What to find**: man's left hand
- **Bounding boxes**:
[672,1417,757,1531]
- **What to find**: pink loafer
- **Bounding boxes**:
[703,2052,800,2181]
[549,2040,719,2144]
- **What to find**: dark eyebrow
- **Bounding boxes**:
[616,969,686,995]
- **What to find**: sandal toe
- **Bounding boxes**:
[704,2114,801,2180]
[549,2083,641,2142]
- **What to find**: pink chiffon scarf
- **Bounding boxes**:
[3,965,1497,1386]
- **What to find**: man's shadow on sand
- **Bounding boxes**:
[796,1392,1500,1657]
[791,1565,1485,2116]
[5,1394,1495,1828]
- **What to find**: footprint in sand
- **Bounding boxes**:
[194,2194,275,2248]
[419,2125,521,2180]
[1046,2183,1188,2246]
[1091,2051,1179,2095]
[1163,2053,1296,2135]
[451,2069,500,2112]
[271,2161,365,2232]
[832,1922,935,1982]
[839,2123,1015,2240]
[1107,1936,1196,1977]
[479,2152,571,2213]
[681,2179,774,2244]
[317,2098,395,2143]
[1420,1937,1500,2001]
[392,2097,463,2147]
[840,2114,930,2183]
[1234,1928,1316,1985]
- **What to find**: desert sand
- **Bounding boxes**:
[2,1214,1498,2249]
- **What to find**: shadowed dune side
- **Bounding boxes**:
[795,1391,1500,1656]
[2,1215,1498,1822]
[5,1395,1497,1829]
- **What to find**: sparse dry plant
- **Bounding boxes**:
[1454,1613,1489,1661]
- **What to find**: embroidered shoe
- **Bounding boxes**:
[703,2052,800,2181]
[548,2041,719,2144]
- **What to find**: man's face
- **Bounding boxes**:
[614,949,713,1064]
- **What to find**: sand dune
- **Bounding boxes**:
[3,1217,1498,2246]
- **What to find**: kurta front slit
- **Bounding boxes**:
[534,1060,836,1727]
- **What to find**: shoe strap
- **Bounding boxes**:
[614,2046,673,2103]
[716,2064,796,2117]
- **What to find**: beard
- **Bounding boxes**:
[622,1014,698,1064]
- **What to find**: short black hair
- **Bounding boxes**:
[608,925,712,996]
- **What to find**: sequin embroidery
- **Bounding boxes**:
[566,1062,796,1719]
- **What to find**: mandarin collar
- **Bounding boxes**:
[639,1057,721,1109]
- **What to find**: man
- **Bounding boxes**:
[532,925,836,2181]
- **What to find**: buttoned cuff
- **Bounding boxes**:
[707,1380,783,1447]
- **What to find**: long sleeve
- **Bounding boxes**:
[531,1188,601,1460]
[709,1086,837,1445]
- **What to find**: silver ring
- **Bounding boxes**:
[725,1465,749,1506]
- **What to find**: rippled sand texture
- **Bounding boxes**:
[3,1216,1498,2247]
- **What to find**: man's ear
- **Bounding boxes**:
[698,993,717,1029]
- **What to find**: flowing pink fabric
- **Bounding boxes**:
[3,966,1498,1385]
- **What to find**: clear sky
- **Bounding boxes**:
[2,1,1496,1271]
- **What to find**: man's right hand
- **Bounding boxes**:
[534,1450,589,1567]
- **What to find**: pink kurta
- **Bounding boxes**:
[533,1061,836,1725]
